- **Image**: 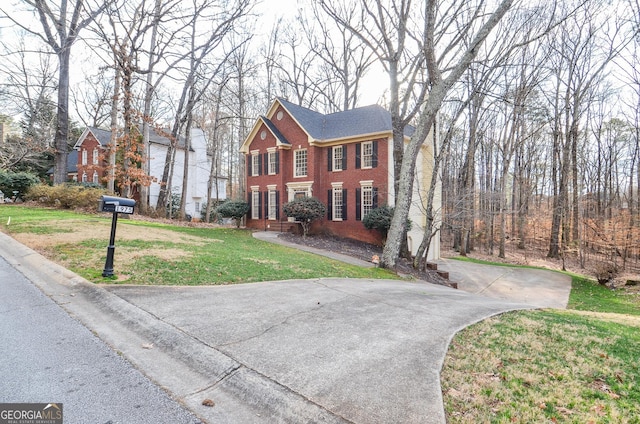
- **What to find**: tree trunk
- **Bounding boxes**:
[53,48,71,184]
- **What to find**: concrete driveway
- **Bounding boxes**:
[0,232,571,423]
[437,259,571,309]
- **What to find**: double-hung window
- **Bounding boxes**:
[82,150,88,165]
[362,141,373,168]
[251,152,260,176]
[251,189,260,219]
[294,149,307,177]
[333,146,343,171]
[333,187,343,220]
[362,185,373,217]
[92,148,99,165]
[268,189,278,220]
[268,151,277,175]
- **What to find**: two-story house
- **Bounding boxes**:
[74,126,226,218]
[241,97,441,260]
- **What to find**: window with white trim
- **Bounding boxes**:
[92,148,99,165]
[92,171,99,184]
[268,151,277,175]
[82,150,87,165]
[333,146,343,171]
[251,152,260,176]
[82,172,87,183]
[362,185,373,217]
[332,187,343,221]
[251,190,260,219]
[362,141,373,168]
[294,149,307,177]
[268,190,277,220]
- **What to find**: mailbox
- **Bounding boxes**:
[98,195,135,215]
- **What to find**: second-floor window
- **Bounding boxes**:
[82,150,88,165]
[294,149,307,177]
[362,141,373,168]
[356,141,378,169]
[333,146,343,171]
[268,151,278,175]
[92,148,99,165]
[252,152,260,177]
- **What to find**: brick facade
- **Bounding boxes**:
[242,99,401,247]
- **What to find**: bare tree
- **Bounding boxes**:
[2,0,111,184]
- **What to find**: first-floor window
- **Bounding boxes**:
[92,171,99,184]
[268,190,278,220]
[362,186,373,217]
[82,172,87,183]
[333,187,343,220]
[251,190,260,219]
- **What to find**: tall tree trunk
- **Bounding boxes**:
[53,48,71,184]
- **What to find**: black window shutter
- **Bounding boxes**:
[342,189,348,220]
[264,191,269,219]
[342,145,347,170]
[327,189,333,220]
[248,192,252,219]
[257,192,262,219]
[328,148,332,171]
[356,188,361,221]
[263,153,268,174]
[247,156,251,176]
[372,141,378,168]
[257,155,262,176]
[355,143,361,169]
[275,191,280,220]
[373,187,379,208]
[275,152,280,174]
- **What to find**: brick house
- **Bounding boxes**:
[241,98,441,260]
[74,126,226,218]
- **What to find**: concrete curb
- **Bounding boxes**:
[0,231,351,423]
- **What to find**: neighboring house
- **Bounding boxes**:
[73,126,226,218]
[241,97,441,260]
[47,149,79,182]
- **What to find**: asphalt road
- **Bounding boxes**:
[0,256,202,424]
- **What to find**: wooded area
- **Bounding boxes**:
[1,0,639,272]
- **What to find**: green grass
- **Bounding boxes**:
[0,205,397,284]
[442,310,640,423]
[443,256,640,423]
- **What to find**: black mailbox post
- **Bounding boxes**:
[99,195,135,277]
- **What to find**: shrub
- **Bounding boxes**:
[362,204,411,238]
[24,183,107,209]
[215,199,250,228]
[0,170,40,200]
[363,204,394,234]
[593,262,619,286]
[282,196,326,237]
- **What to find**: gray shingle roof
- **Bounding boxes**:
[86,126,189,149]
[276,97,414,141]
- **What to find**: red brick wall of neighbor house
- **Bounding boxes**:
[77,133,109,183]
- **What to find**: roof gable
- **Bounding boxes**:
[274,97,414,142]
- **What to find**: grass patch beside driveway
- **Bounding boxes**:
[441,258,640,423]
[0,205,396,284]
